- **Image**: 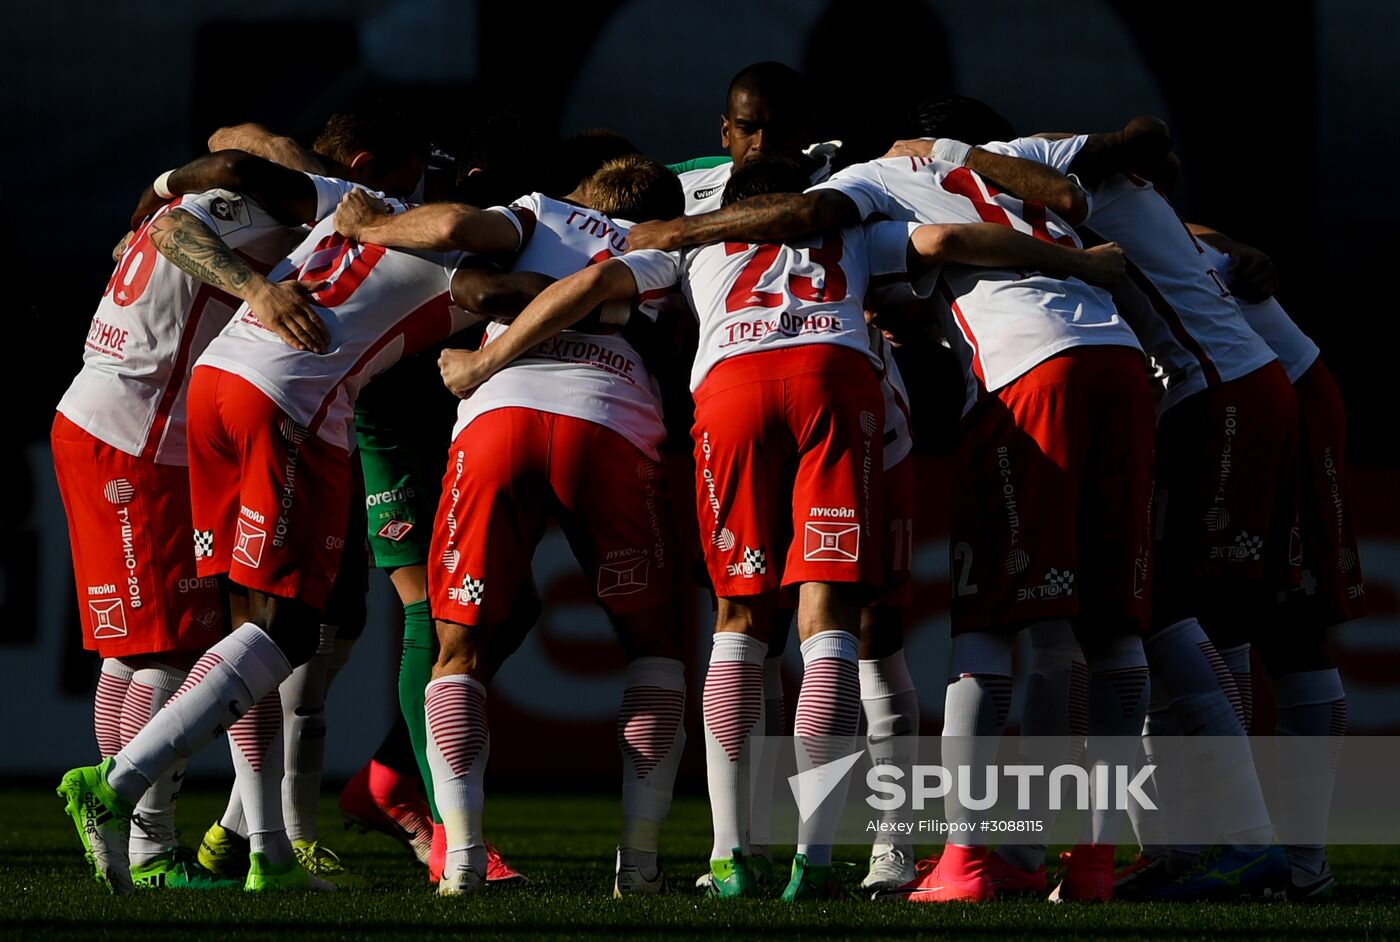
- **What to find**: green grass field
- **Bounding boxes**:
[3,785,1398,940]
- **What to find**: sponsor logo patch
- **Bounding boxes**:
[103,479,136,505]
[598,557,650,597]
[232,518,267,569]
[193,528,214,560]
[804,522,860,563]
[377,519,415,542]
[89,598,128,639]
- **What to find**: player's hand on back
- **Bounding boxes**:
[1224,242,1279,302]
[882,139,935,160]
[112,231,135,263]
[438,347,491,398]
[334,189,391,242]
[247,278,331,353]
[1080,242,1127,287]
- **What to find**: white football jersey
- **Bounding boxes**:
[197,200,478,453]
[982,136,1277,411]
[677,141,841,215]
[57,176,356,464]
[869,326,913,470]
[621,220,918,392]
[1199,245,1318,381]
[811,157,1141,414]
[450,193,666,459]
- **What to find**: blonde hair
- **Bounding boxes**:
[585,154,683,222]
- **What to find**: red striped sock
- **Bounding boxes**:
[95,659,134,758]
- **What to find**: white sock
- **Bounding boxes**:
[282,624,337,843]
[618,657,686,866]
[1219,643,1254,732]
[426,674,490,877]
[1128,682,1179,854]
[999,620,1080,873]
[860,650,919,850]
[230,687,291,866]
[747,655,786,854]
[1273,668,1346,874]
[1082,633,1150,845]
[110,624,291,803]
[794,630,861,867]
[703,632,765,861]
[942,632,1014,845]
[1144,619,1271,846]
[220,789,246,837]
[95,658,135,758]
[124,665,187,866]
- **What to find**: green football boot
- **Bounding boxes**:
[293,840,366,887]
[244,851,337,892]
[131,847,243,890]
[56,757,135,895]
[780,853,844,903]
[197,821,251,880]
[706,847,760,899]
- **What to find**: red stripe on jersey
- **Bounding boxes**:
[637,286,672,303]
[310,243,388,308]
[1082,224,1222,386]
[940,168,1016,227]
[141,281,228,461]
[508,206,537,248]
[306,292,456,436]
[1020,201,1079,247]
[938,281,987,391]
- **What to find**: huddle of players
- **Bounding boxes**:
[52,61,1361,905]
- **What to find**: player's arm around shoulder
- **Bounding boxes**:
[334,194,520,253]
[907,221,1126,287]
[438,258,646,398]
[147,205,329,353]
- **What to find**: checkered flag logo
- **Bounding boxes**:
[743,546,767,575]
[1045,567,1075,596]
[1205,507,1231,532]
[1234,532,1264,560]
[459,573,485,605]
[193,529,214,560]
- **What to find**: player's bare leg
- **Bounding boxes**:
[857,605,919,895]
[609,603,686,896]
[783,582,863,902]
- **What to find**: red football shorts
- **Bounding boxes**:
[1154,360,1298,629]
[691,345,884,598]
[186,366,351,610]
[875,453,916,608]
[1289,358,1365,627]
[51,413,225,658]
[950,346,1155,635]
[429,408,678,627]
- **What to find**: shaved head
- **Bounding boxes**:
[721,61,810,166]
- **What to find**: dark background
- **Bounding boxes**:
[2,0,1397,778]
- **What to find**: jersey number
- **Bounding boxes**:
[104,216,162,307]
[723,234,849,312]
[938,167,1076,246]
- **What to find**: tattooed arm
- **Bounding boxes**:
[148,207,329,352]
[625,189,861,251]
